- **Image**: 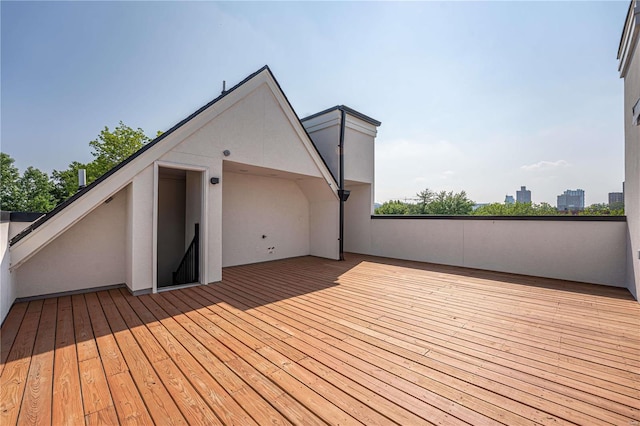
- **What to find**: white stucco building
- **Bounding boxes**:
[619,0,640,300]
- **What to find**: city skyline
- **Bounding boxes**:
[380,183,623,208]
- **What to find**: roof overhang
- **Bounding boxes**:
[301,105,381,138]
[618,0,639,78]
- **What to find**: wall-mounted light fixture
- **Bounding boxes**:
[210,177,220,185]
[223,150,231,156]
[338,189,351,202]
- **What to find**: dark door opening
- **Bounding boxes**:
[157,167,202,288]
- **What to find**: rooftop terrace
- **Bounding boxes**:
[1,254,639,425]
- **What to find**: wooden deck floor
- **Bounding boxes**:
[1,253,639,425]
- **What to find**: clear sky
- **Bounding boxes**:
[1,1,629,205]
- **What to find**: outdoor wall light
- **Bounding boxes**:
[210,177,220,185]
[338,189,351,202]
[223,150,231,156]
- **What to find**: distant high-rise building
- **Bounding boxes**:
[505,195,515,204]
[516,186,531,203]
[609,182,624,208]
[609,192,624,206]
[608,192,624,204]
[557,189,585,211]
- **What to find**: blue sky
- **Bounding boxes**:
[1,1,629,205]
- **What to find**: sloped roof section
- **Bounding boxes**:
[10,65,336,248]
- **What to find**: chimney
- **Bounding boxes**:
[78,169,87,190]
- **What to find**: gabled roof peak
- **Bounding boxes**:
[10,64,324,247]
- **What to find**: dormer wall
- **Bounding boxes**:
[302,106,380,186]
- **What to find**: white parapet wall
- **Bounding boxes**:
[360,217,627,287]
[1,219,14,325]
[1,215,41,324]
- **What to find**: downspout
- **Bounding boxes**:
[339,108,346,261]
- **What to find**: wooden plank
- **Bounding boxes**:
[84,292,128,377]
[221,279,517,425]
[17,299,57,425]
[144,292,323,426]
[116,289,262,426]
[229,265,640,398]
[97,291,187,425]
[220,266,604,423]
[85,405,120,425]
[152,358,224,426]
[106,371,154,425]
[107,289,168,364]
[0,302,42,425]
[52,296,85,425]
[79,356,114,415]
[0,302,28,376]
[72,294,99,361]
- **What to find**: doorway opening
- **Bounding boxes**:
[157,167,203,288]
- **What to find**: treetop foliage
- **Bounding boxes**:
[375,189,474,215]
[1,122,155,212]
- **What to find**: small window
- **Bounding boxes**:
[634,97,640,126]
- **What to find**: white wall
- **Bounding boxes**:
[185,170,202,248]
[344,183,372,254]
[357,218,627,287]
[160,81,340,274]
[343,124,375,184]
[2,220,42,324]
[303,110,378,186]
[1,221,14,324]
[303,112,341,181]
[15,190,127,298]
[623,15,640,300]
[297,178,340,259]
[222,171,310,266]
[126,166,155,293]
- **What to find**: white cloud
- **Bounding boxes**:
[520,160,570,172]
[374,138,469,202]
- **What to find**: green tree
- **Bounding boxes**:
[90,121,152,176]
[473,202,558,216]
[413,188,435,214]
[0,152,23,211]
[609,201,624,211]
[51,161,91,204]
[375,200,412,215]
[51,122,153,205]
[19,166,55,212]
[580,203,624,216]
[425,190,474,215]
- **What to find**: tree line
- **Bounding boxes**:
[375,190,624,216]
[1,122,156,212]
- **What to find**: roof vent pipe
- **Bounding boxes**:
[78,169,87,190]
[221,80,226,95]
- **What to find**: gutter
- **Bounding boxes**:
[338,109,346,261]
